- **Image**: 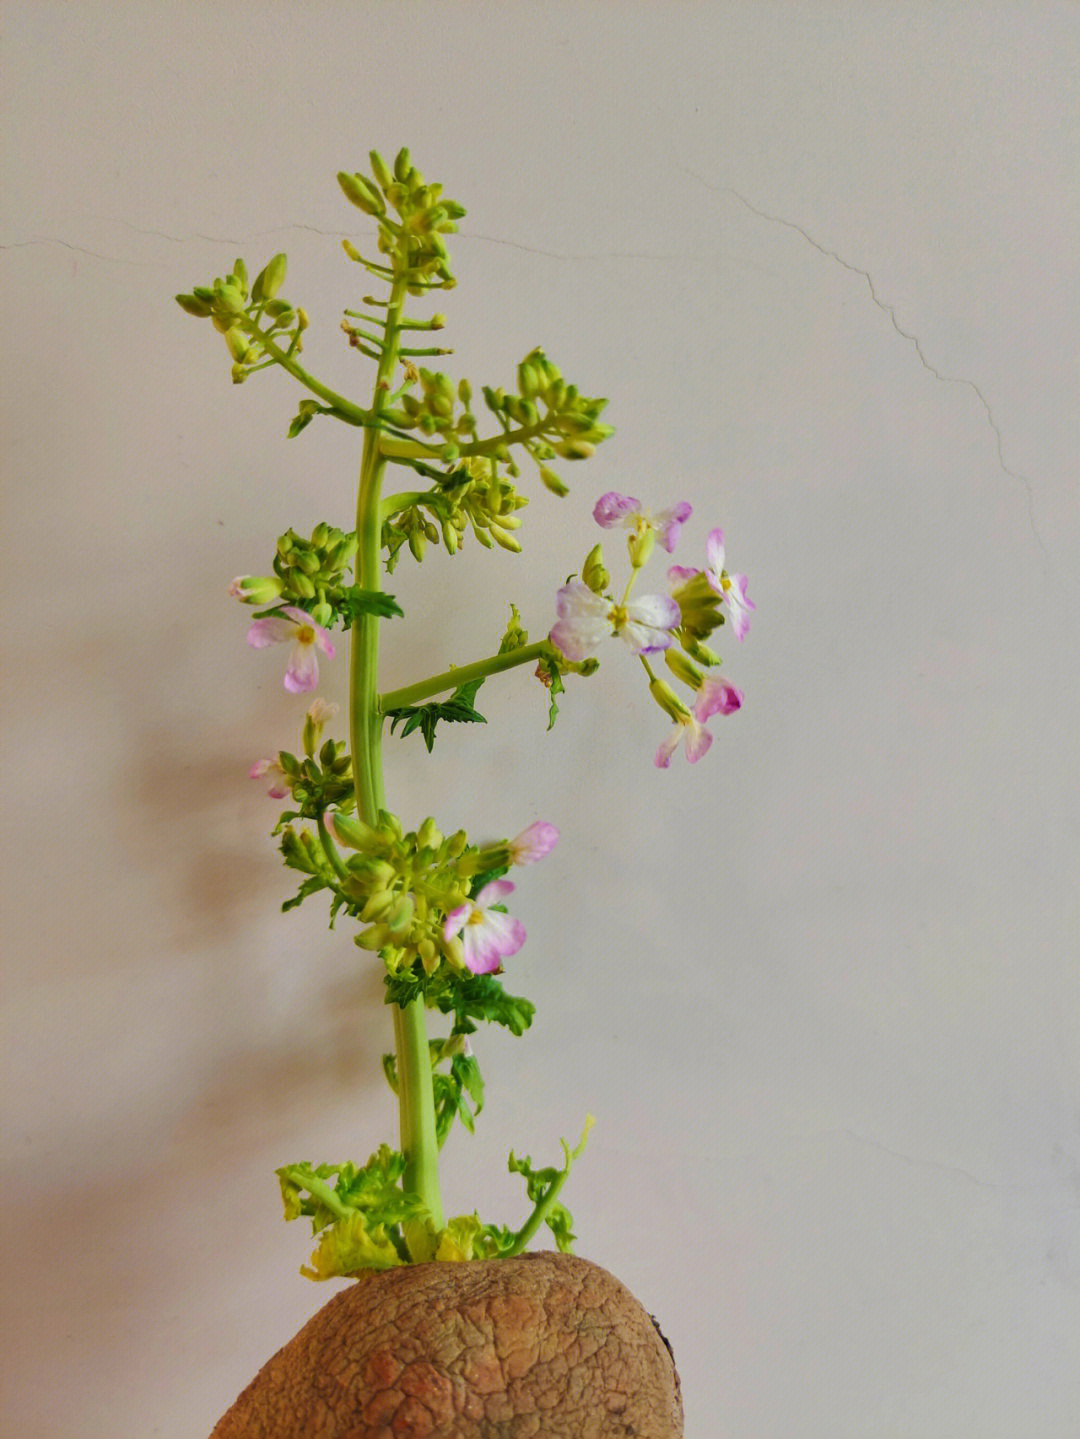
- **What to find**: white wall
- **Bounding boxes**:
[2,4,1077,1436]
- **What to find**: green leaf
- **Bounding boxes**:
[533,654,565,730]
[337,586,404,623]
[385,676,487,753]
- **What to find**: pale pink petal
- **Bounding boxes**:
[684,718,714,763]
[593,492,640,527]
[462,926,505,974]
[725,574,755,640]
[654,724,683,769]
[284,642,320,694]
[443,904,471,941]
[627,593,681,630]
[478,909,527,958]
[656,501,692,552]
[704,528,726,583]
[247,615,296,648]
[510,821,559,864]
[619,619,675,655]
[695,677,743,720]
[475,878,516,907]
[667,564,701,587]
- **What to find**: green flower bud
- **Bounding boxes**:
[553,439,595,461]
[175,292,213,318]
[393,147,412,183]
[232,258,248,293]
[664,648,704,690]
[386,895,415,935]
[337,171,381,216]
[215,283,246,316]
[356,923,390,951]
[224,327,250,362]
[370,150,393,190]
[539,466,569,498]
[582,543,609,594]
[233,575,284,605]
[417,817,443,851]
[649,678,692,722]
[309,601,332,627]
[628,526,655,569]
[288,571,316,599]
[332,812,378,852]
[342,238,362,263]
[518,361,540,399]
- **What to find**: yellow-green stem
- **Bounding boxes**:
[350,270,444,1254]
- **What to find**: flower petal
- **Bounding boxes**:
[627,593,682,629]
[443,904,472,941]
[284,642,320,693]
[510,821,560,864]
[695,677,743,720]
[654,724,683,768]
[246,616,296,648]
[593,492,640,528]
[475,878,516,907]
[684,718,714,763]
[704,528,726,582]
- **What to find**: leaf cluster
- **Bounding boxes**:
[385,676,486,752]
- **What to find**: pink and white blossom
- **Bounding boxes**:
[703,528,754,640]
[655,676,743,769]
[593,492,693,553]
[550,580,680,661]
[246,606,336,693]
[249,757,290,799]
[443,879,527,975]
[509,821,559,865]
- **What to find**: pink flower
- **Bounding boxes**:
[550,580,680,661]
[246,606,336,693]
[249,757,289,799]
[703,528,754,640]
[509,821,559,864]
[593,492,692,553]
[443,879,527,975]
[655,676,743,768]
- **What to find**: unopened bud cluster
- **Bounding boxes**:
[383,457,527,569]
[338,148,464,295]
[176,253,306,384]
[234,524,359,628]
[273,738,354,820]
[666,569,726,667]
[329,812,499,977]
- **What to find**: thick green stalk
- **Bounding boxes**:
[380,640,558,713]
[350,272,444,1254]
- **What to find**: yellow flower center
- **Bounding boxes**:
[296,624,315,644]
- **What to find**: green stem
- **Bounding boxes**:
[349,267,445,1255]
[380,640,557,712]
[282,1167,349,1223]
[236,317,372,426]
[381,490,445,520]
[378,419,548,463]
[316,814,349,881]
[503,1171,572,1257]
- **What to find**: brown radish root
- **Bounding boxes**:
[211,1252,683,1438]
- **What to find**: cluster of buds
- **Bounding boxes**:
[382,457,527,568]
[382,370,476,463]
[323,813,557,979]
[338,148,464,295]
[481,347,614,486]
[176,253,307,384]
[230,523,359,629]
[328,812,479,976]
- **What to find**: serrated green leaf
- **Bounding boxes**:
[385,677,487,753]
[338,586,404,623]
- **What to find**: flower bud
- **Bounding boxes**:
[581,543,609,595]
[370,150,393,190]
[649,678,692,723]
[417,817,443,851]
[627,526,655,569]
[386,895,415,935]
[664,649,704,690]
[175,292,213,318]
[329,812,379,851]
[553,439,595,461]
[253,252,288,302]
[539,466,569,498]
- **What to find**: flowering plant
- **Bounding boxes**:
[178,149,752,1280]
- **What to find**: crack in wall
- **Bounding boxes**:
[688,175,1049,570]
